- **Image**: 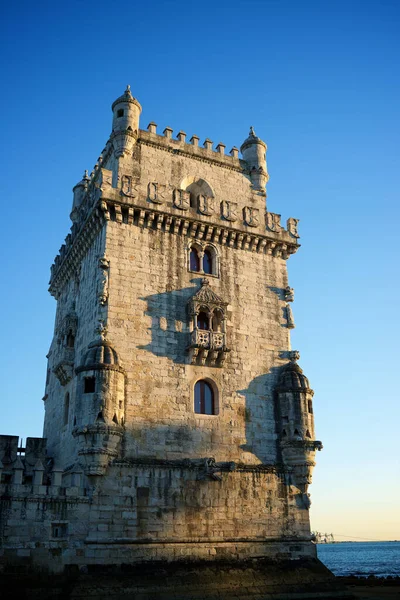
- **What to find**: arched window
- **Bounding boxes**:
[203,249,213,274]
[63,393,70,426]
[194,380,215,415]
[190,248,200,272]
[197,311,209,330]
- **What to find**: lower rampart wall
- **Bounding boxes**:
[0,464,313,573]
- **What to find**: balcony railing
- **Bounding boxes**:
[190,329,226,350]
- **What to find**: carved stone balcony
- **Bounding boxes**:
[187,329,230,367]
[53,347,75,386]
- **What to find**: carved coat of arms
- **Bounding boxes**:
[221,200,238,222]
[173,189,190,210]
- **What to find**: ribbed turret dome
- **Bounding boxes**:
[111,85,142,112]
[76,339,124,373]
[277,361,311,391]
[240,126,266,153]
[83,340,119,366]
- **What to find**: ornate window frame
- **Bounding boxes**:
[187,242,220,278]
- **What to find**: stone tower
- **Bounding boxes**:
[1,86,344,598]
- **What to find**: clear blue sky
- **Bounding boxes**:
[1,0,399,540]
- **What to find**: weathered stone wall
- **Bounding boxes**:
[0,464,313,573]
[105,217,290,463]
[43,227,106,465]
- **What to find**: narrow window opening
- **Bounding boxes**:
[189,193,197,208]
[73,416,76,426]
[306,430,311,438]
[307,400,313,414]
[51,523,68,538]
[112,414,119,424]
[66,329,75,348]
[282,429,287,437]
[63,393,70,425]
[190,248,200,272]
[197,311,209,330]
[119,400,123,409]
[84,377,95,393]
[194,380,215,415]
[203,249,213,274]
[294,428,300,436]
[117,109,124,118]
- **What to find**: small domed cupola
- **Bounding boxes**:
[111,84,142,115]
[277,361,313,394]
[71,170,90,222]
[240,127,269,191]
[240,126,266,153]
[76,339,123,373]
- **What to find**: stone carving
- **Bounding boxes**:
[98,256,110,306]
[198,195,214,215]
[173,188,190,210]
[121,175,136,197]
[243,206,260,227]
[220,200,238,222]
[189,457,236,481]
[96,319,108,341]
[284,286,294,302]
[288,350,300,362]
[286,304,295,329]
[266,212,283,232]
[287,217,300,238]
[187,279,230,367]
[147,182,164,204]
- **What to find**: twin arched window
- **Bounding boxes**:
[189,246,218,276]
[194,380,216,415]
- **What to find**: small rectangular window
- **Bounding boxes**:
[117,109,124,118]
[51,523,68,538]
[84,376,95,393]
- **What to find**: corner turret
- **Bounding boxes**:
[275,354,322,504]
[70,170,90,222]
[110,85,142,158]
[72,332,125,476]
[240,127,269,192]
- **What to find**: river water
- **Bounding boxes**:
[317,541,400,577]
